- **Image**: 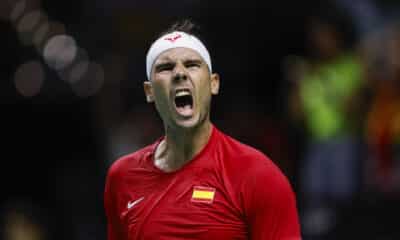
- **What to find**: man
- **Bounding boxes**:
[104,20,301,239]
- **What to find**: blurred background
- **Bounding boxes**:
[1,0,400,239]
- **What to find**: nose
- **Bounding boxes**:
[173,63,188,82]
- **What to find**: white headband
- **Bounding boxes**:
[146,31,212,80]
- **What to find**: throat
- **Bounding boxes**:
[154,123,213,172]
[154,139,192,172]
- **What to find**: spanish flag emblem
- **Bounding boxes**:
[191,186,216,203]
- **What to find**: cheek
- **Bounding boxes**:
[154,88,167,100]
[152,84,171,111]
[197,82,212,105]
[152,82,169,99]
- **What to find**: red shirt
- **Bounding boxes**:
[104,125,301,240]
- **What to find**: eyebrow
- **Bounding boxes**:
[154,62,175,72]
[154,58,203,71]
[184,59,202,65]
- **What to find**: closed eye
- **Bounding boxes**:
[155,63,175,73]
[184,60,202,69]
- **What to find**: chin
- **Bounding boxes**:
[173,115,201,129]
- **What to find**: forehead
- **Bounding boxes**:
[154,47,204,64]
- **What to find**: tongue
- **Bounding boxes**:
[176,104,193,116]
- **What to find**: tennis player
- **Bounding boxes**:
[104,20,301,239]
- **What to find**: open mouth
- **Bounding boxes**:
[174,89,193,116]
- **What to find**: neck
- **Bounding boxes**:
[154,120,213,172]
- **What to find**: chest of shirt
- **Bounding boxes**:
[116,167,247,240]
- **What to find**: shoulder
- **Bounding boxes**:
[105,142,155,182]
[216,129,278,173]
[227,136,296,208]
[215,128,296,205]
[216,128,290,188]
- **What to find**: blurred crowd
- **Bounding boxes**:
[284,13,400,239]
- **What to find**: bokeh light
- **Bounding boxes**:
[14,60,45,97]
[9,0,26,22]
[57,47,89,83]
[34,21,66,53]
[17,10,42,33]
[9,0,42,24]
[16,10,47,46]
[70,62,104,98]
[43,34,78,71]
[33,20,50,50]
[68,60,90,84]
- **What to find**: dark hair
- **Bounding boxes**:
[156,19,204,43]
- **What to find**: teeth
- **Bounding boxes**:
[175,90,190,97]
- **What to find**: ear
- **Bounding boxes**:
[210,73,220,95]
[143,81,154,102]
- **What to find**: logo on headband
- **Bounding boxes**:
[164,34,182,43]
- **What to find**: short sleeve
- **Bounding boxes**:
[240,159,301,240]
